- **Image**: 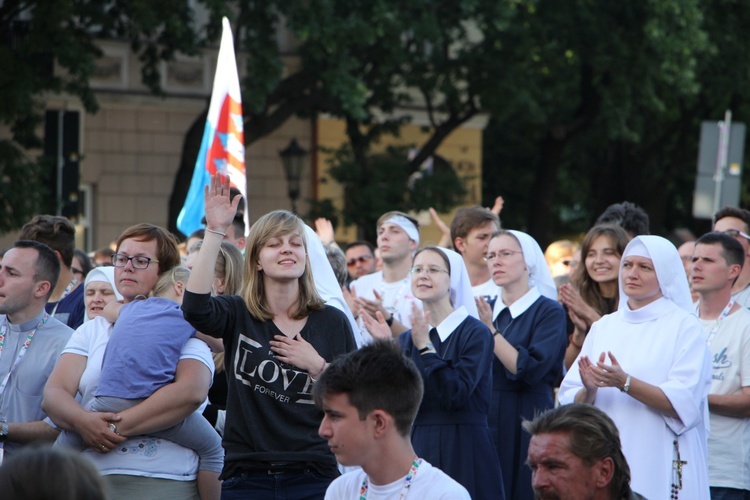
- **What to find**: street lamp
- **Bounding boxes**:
[279,138,308,214]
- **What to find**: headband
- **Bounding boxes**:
[382,215,420,245]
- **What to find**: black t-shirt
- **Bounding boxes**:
[182,291,356,478]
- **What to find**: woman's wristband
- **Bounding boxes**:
[205,228,227,237]
[310,358,327,380]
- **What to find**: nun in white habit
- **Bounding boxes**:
[558,235,711,499]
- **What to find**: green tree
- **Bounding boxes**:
[171,0,514,236]
[0,0,201,233]
[482,0,709,245]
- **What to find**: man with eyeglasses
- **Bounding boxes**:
[19,215,86,330]
[713,206,750,307]
[344,241,378,281]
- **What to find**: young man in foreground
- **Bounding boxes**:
[314,340,470,499]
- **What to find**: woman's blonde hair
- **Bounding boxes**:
[153,266,191,297]
[216,241,244,296]
[242,210,324,320]
[212,243,243,373]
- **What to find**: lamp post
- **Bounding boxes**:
[279,138,308,214]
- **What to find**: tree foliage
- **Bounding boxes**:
[0,0,201,234]
[483,0,750,245]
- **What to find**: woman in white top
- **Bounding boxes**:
[558,235,712,499]
[43,224,216,500]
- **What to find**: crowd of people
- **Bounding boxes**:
[0,177,748,499]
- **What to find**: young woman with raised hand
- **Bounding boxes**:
[182,175,356,500]
[363,246,504,500]
[475,230,567,500]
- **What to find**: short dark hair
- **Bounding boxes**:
[450,206,500,251]
[595,201,650,237]
[19,215,76,267]
[523,404,632,499]
[115,224,181,275]
[188,228,206,241]
[714,206,750,233]
[314,339,423,437]
[345,241,376,255]
[230,215,245,240]
[14,240,61,298]
[695,232,745,269]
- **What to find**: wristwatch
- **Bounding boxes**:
[108,422,119,435]
[385,314,394,327]
[620,374,632,394]
[418,343,435,355]
[0,421,9,442]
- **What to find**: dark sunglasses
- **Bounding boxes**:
[347,255,373,267]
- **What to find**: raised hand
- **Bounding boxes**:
[578,353,603,393]
[488,196,504,216]
[204,174,242,232]
[314,217,335,246]
[429,207,452,248]
[409,302,432,350]
[596,351,628,389]
[475,296,494,330]
[360,309,392,339]
[560,283,601,327]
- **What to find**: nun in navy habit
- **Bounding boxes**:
[476,230,567,500]
[363,246,505,500]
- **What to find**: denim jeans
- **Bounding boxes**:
[711,487,750,500]
[221,469,333,500]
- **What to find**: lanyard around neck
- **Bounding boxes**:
[49,279,78,317]
[360,457,422,500]
[698,298,734,347]
[0,314,49,397]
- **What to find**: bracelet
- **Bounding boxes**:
[492,329,500,337]
[205,228,227,237]
[620,374,631,394]
[310,359,327,379]
[385,314,394,327]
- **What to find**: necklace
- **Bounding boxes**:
[360,457,422,499]
[697,298,734,347]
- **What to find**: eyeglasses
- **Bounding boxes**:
[721,229,750,241]
[409,266,449,276]
[71,267,84,277]
[346,255,373,267]
[112,253,159,270]
[484,250,524,262]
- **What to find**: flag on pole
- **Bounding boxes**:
[177,17,248,237]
